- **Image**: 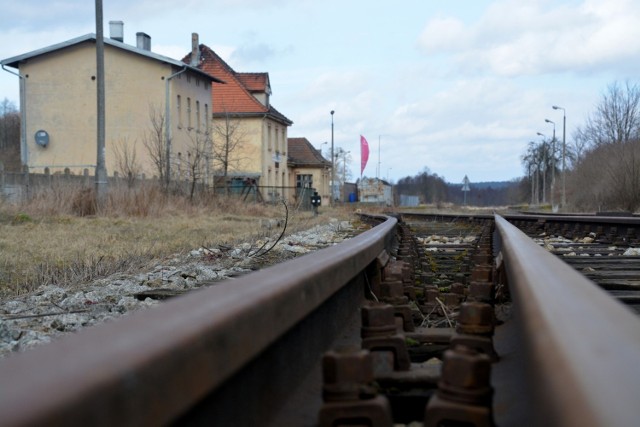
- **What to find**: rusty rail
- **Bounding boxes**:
[0,215,397,426]
[494,214,640,427]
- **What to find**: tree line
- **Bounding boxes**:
[520,80,640,212]
[0,98,20,171]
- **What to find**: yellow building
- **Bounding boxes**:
[287,137,332,206]
[183,41,295,202]
[1,26,220,181]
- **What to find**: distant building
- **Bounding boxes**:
[399,194,420,207]
[287,137,332,207]
[1,25,220,179]
[358,177,393,206]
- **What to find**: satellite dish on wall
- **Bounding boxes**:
[35,130,50,147]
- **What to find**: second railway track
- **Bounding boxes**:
[2,212,640,426]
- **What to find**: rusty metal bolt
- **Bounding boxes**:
[469,282,493,302]
[471,265,492,282]
[443,293,460,307]
[361,303,396,338]
[437,346,493,406]
[322,346,375,402]
[380,280,405,299]
[451,282,466,295]
[456,302,494,336]
[425,288,440,304]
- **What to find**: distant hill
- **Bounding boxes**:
[445,180,521,206]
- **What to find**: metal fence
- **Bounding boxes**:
[0,168,317,211]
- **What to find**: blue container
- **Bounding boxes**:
[348,193,357,203]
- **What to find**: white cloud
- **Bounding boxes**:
[417,0,640,77]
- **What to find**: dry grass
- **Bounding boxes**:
[0,183,353,299]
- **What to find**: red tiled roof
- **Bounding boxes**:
[237,72,269,93]
[182,45,291,125]
[288,137,332,167]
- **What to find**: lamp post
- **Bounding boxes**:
[330,110,335,206]
[342,150,350,201]
[553,105,566,207]
[545,118,556,207]
[537,132,547,204]
[319,141,328,154]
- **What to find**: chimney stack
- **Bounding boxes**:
[191,33,200,66]
[109,21,124,42]
[136,32,151,51]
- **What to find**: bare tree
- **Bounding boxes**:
[577,81,640,148]
[112,137,142,188]
[183,128,212,200]
[568,81,640,211]
[210,112,249,193]
[141,105,166,183]
[0,98,20,171]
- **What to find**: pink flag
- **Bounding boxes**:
[360,135,369,176]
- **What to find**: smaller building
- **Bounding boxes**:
[358,177,393,206]
[287,137,331,207]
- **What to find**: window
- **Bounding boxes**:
[196,101,201,131]
[177,95,182,128]
[297,174,313,188]
[204,104,209,131]
[267,124,272,151]
[187,97,192,129]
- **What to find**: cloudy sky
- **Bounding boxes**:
[1,0,639,184]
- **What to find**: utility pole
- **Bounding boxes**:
[330,110,334,207]
[95,0,108,209]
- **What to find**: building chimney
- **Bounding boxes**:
[136,32,151,51]
[191,33,200,66]
[109,21,124,42]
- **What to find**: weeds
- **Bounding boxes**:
[0,182,352,299]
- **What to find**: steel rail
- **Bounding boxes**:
[0,215,397,426]
[494,214,640,427]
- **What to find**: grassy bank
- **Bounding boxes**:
[0,184,352,299]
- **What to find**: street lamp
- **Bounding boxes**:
[545,119,556,207]
[553,105,567,207]
[342,150,350,201]
[330,110,335,207]
[319,141,328,154]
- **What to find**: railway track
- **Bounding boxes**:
[1,212,640,426]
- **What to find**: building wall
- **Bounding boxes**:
[209,115,292,202]
[210,115,261,177]
[358,178,393,205]
[169,67,214,182]
[262,118,289,201]
[21,41,211,179]
[289,166,330,203]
